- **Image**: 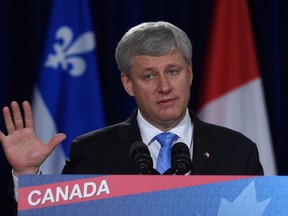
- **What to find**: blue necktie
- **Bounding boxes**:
[155,132,178,174]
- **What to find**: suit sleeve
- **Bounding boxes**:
[247,142,264,175]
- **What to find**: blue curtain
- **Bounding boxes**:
[1,0,287,214]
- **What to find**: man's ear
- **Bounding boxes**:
[121,72,135,96]
[188,61,193,86]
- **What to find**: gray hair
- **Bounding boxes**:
[115,21,192,75]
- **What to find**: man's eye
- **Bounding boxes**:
[167,70,178,75]
[144,74,155,80]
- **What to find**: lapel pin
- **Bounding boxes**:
[204,152,210,158]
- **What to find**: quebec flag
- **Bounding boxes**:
[32,0,105,174]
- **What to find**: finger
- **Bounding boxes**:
[0,130,9,152]
[11,101,24,130]
[0,129,6,141]
[22,101,34,129]
[2,105,15,134]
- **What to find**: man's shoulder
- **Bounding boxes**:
[74,121,126,143]
[71,111,139,148]
[192,112,255,146]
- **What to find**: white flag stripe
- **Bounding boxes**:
[32,88,66,174]
[197,78,277,175]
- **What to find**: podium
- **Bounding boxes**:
[18,175,287,215]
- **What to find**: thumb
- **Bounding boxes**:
[46,133,67,152]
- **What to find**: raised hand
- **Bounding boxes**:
[0,101,66,177]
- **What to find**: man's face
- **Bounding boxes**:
[121,50,193,131]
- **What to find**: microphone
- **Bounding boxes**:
[171,142,192,175]
[130,141,157,174]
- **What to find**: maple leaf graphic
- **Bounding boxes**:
[217,181,271,216]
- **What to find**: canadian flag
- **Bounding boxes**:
[197,0,277,175]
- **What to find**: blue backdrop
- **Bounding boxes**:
[1,0,287,215]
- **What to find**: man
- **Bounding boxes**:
[0,21,263,200]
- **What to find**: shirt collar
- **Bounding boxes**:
[137,109,193,147]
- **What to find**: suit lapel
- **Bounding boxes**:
[112,110,142,173]
[190,112,221,174]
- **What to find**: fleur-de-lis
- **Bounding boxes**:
[45,26,95,77]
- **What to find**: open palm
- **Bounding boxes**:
[0,101,66,176]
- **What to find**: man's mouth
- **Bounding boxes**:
[157,98,176,106]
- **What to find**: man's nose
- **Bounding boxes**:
[157,75,172,93]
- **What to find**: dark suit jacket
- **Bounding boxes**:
[62,109,264,175]
[9,110,263,214]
